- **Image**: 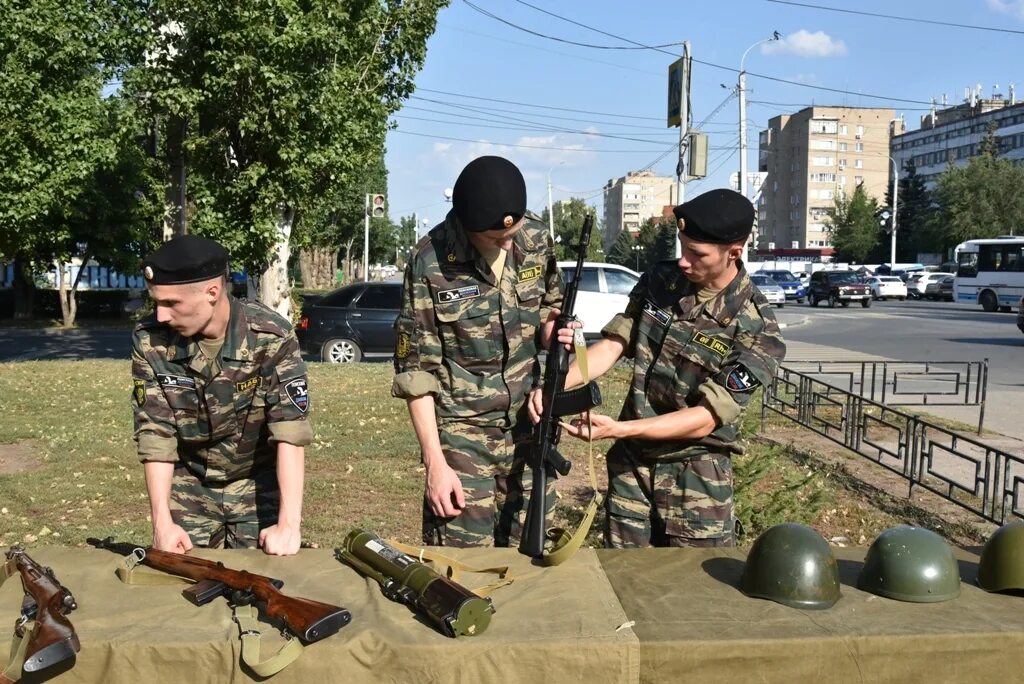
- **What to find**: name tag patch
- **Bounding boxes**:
[157,374,196,389]
[723,363,760,393]
[691,331,731,358]
[643,300,671,326]
[518,265,543,282]
[285,378,309,413]
[437,285,481,303]
[236,377,261,393]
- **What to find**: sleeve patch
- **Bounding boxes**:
[723,363,760,393]
[396,331,411,359]
[133,379,147,407]
[285,378,309,413]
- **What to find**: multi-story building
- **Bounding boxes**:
[757,106,900,260]
[891,89,1024,189]
[602,170,676,252]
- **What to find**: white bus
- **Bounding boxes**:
[953,237,1024,312]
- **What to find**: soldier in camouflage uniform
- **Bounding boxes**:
[531,189,786,548]
[393,156,564,547]
[131,235,312,555]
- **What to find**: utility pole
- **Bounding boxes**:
[739,33,780,262]
[674,41,690,258]
[363,194,370,282]
[889,157,900,265]
[548,177,554,240]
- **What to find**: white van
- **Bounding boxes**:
[556,262,641,337]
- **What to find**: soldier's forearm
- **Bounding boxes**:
[566,337,625,389]
[143,461,176,528]
[275,443,305,529]
[406,395,445,468]
[615,403,718,442]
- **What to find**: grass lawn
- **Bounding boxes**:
[0,359,904,550]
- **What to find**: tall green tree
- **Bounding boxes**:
[825,185,881,263]
[127,0,448,316]
[540,198,604,261]
[606,229,635,268]
[925,126,1024,255]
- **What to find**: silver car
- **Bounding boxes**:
[750,274,786,307]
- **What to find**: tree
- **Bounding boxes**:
[925,126,1024,255]
[126,0,448,316]
[606,230,635,268]
[825,185,881,263]
[539,198,604,261]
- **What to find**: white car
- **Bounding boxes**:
[907,272,947,299]
[557,262,640,337]
[865,276,907,301]
[750,274,786,307]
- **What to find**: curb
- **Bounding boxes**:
[777,315,810,331]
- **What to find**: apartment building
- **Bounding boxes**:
[757,106,900,259]
[602,170,676,252]
[891,89,1024,189]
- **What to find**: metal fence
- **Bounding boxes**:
[782,359,988,433]
[762,365,1023,525]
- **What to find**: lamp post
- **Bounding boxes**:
[632,244,644,271]
[738,32,780,262]
[888,156,900,266]
[547,162,565,240]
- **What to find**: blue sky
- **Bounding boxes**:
[385,0,1024,234]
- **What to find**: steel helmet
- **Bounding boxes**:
[857,526,960,602]
[739,523,841,610]
[977,521,1024,592]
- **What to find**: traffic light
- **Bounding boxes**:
[371,193,386,218]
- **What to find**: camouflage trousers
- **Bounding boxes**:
[422,422,554,548]
[169,464,280,549]
[604,441,735,548]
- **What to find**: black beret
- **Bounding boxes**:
[452,156,527,233]
[142,235,228,285]
[672,189,754,244]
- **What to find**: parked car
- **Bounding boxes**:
[558,262,640,337]
[807,270,872,308]
[906,272,949,299]
[757,269,807,303]
[925,275,955,302]
[1018,296,1024,334]
[865,276,907,301]
[296,282,402,363]
[750,274,786,307]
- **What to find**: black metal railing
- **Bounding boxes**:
[763,365,1022,525]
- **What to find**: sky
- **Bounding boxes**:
[384,0,1024,237]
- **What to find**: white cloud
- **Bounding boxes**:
[987,0,1024,20]
[762,30,848,57]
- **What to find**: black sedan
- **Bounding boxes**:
[296,282,402,363]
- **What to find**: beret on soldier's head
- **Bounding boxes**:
[142,235,229,285]
[452,156,527,233]
[672,188,754,244]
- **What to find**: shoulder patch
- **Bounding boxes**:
[722,363,760,393]
[244,301,291,337]
[284,378,309,413]
[133,379,146,407]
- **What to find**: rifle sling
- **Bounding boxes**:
[113,553,304,676]
[0,561,35,684]
[542,329,603,567]
[387,542,513,598]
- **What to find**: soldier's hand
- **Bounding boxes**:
[560,413,618,442]
[541,308,583,351]
[152,523,194,554]
[425,463,465,518]
[527,387,545,424]
[259,523,302,556]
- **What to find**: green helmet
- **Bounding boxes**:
[857,526,960,602]
[977,521,1024,593]
[740,523,841,610]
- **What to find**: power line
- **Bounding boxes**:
[408,99,674,133]
[417,87,663,121]
[765,0,1024,36]
[396,113,676,143]
[750,99,931,112]
[464,1,935,105]
[392,129,669,152]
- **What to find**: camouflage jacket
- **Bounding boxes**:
[602,260,786,461]
[131,296,313,483]
[392,210,563,429]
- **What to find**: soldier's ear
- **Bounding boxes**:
[725,243,743,262]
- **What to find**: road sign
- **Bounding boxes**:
[667,57,684,128]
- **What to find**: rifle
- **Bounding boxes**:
[1,547,80,683]
[520,214,602,560]
[86,537,351,644]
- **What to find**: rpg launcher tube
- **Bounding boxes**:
[339,529,493,637]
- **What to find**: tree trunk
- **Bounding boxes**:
[297,246,338,290]
[12,257,35,319]
[258,206,294,319]
[342,237,357,283]
[298,248,313,289]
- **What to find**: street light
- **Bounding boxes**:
[547,161,565,240]
[632,244,644,271]
[738,32,780,262]
[887,156,900,266]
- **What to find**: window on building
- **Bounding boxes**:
[810,140,835,150]
[820,189,834,200]
[809,173,837,183]
[854,159,863,169]
[810,119,839,134]
[856,125,865,137]
[812,156,835,166]
[854,175,864,184]
[840,125,848,135]
[855,142,864,152]
[839,142,848,152]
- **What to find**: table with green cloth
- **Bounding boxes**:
[2,546,1022,683]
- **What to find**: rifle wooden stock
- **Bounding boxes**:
[87,539,351,644]
[4,548,80,676]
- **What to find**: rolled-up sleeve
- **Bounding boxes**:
[131,332,179,463]
[708,318,786,414]
[393,260,442,398]
[265,332,314,446]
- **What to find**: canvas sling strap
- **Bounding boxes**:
[386,542,513,598]
[541,329,603,567]
[0,560,35,684]
[113,551,303,677]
